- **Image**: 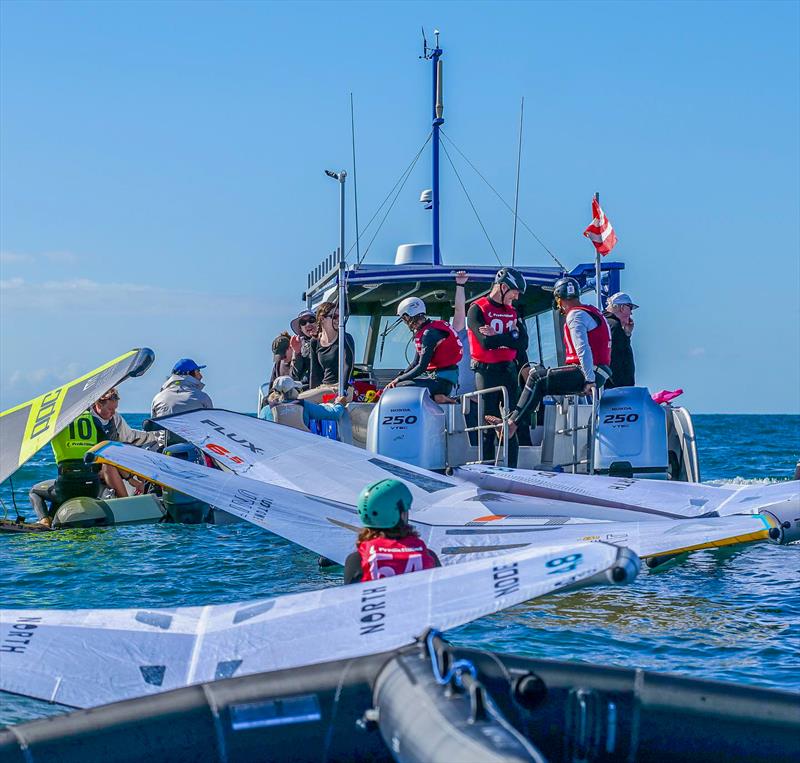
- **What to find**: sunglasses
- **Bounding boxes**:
[299,317,317,326]
[327,313,340,321]
[99,394,120,402]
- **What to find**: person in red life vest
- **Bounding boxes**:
[343,478,440,584]
[500,276,611,439]
[384,297,463,403]
[467,267,529,467]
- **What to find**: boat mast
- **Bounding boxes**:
[426,30,444,266]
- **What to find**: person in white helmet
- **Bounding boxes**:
[385,296,464,402]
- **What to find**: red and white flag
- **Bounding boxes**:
[583,197,618,256]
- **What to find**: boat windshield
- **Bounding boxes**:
[348,310,560,376]
[375,314,427,370]
[527,311,559,368]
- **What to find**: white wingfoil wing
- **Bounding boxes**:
[151,409,782,524]
[92,442,779,565]
[0,541,629,708]
[455,464,799,518]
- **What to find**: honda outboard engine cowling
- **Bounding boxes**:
[594,387,668,479]
[367,387,446,469]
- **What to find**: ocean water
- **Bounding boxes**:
[1,414,798,726]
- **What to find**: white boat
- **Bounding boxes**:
[263,34,700,483]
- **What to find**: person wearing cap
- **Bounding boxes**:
[33,387,159,524]
[151,359,213,419]
[497,277,611,440]
[603,292,638,388]
[467,267,529,467]
[269,333,293,391]
[258,375,347,433]
[385,295,463,402]
[288,310,318,387]
[343,479,440,584]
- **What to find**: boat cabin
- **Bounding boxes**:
[290,243,698,482]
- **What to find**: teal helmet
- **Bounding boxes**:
[357,479,413,529]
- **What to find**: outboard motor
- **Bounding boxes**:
[594,387,668,479]
[161,443,211,524]
[367,387,446,469]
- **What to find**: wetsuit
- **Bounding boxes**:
[344,535,441,584]
[309,333,356,389]
[511,304,611,424]
[467,297,528,467]
[603,311,635,388]
[394,319,463,398]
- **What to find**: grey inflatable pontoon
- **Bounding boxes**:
[1,631,798,762]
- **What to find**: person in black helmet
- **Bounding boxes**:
[496,276,611,440]
[466,267,529,467]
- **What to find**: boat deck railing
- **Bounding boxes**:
[460,386,509,467]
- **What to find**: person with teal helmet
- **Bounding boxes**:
[343,478,440,584]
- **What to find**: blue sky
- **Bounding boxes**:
[1,0,798,414]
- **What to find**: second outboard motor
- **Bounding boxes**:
[161,443,211,524]
[594,387,668,479]
[367,387,446,469]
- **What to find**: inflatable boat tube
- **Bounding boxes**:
[0,635,797,763]
[52,494,165,529]
[373,648,543,762]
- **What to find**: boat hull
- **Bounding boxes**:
[2,639,797,763]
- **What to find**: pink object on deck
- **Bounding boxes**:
[652,389,684,405]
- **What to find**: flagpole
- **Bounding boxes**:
[594,191,602,310]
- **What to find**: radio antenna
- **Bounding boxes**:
[350,93,361,266]
[511,96,524,266]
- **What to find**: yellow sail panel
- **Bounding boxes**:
[0,349,154,483]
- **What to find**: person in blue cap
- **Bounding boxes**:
[151,358,213,418]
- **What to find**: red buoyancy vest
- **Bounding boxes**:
[414,320,463,370]
[563,305,612,367]
[358,535,437,581]
[468,297,519,364]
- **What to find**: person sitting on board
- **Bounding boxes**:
[495,277,611,441]
[259,375,347,432]
[603,292,638,388]
[384,296,464,403]
[343,479,440,584]
[31,388,160,526]
[467,267,529,467]
[268,332,293,391]
[151,358,213,418]
[304,301,355,403]
[288,309,318,388]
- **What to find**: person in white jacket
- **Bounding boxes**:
[151,358,213,418]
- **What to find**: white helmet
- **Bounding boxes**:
[396,297,426,319]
